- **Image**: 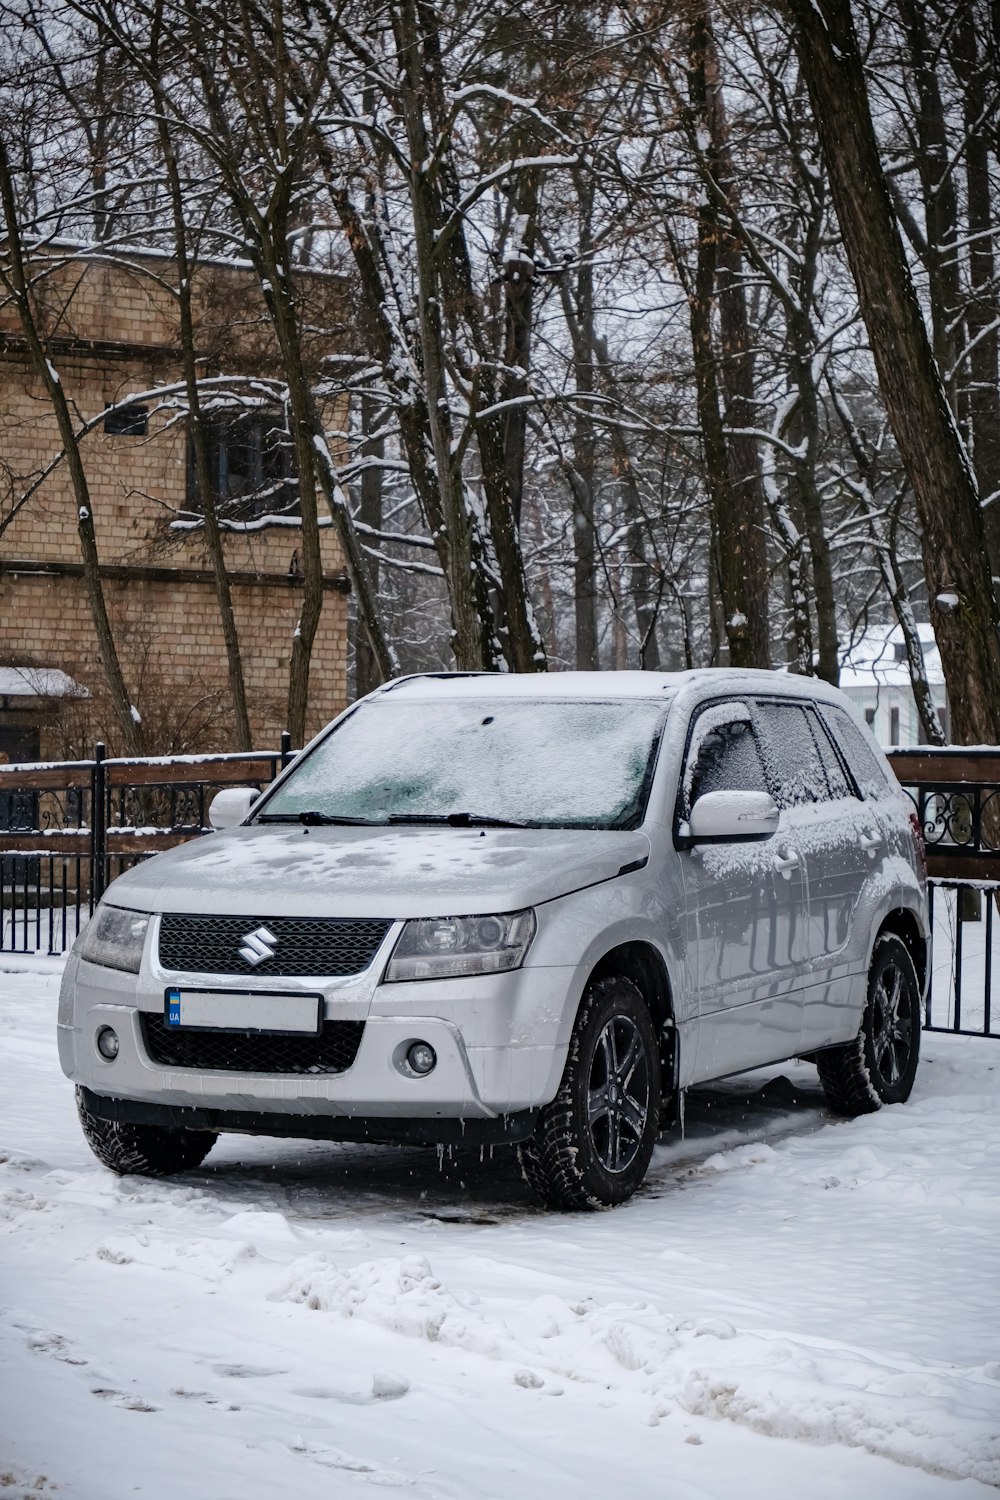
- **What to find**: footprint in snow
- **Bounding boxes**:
[0,1189,48,1221]
[89,1387,159,1412]
[19,1327,87,1367]
[0,1463,58,1497]
[287,1439,411,1485]
[0,1151,48,1173]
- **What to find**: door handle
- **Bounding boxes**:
[859,830,880,856]
[773,848,800,877]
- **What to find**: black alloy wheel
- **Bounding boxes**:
[816,932,921,1116]
[519,976,661,1209]
[587,1011,652,1174]
[868,948,918,1094]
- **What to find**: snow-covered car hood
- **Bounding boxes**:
[103,823,652,919]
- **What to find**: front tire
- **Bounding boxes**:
[77,1088,217,1177]
[519,976,660,1209]
[816,933,921,1117]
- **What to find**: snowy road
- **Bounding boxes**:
[1,957,998,1499]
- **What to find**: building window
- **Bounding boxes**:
[104,403,149,436]
[187,413,297,521]
[865,707,876,727]
[890,706,900,743]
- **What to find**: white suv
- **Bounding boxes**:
[59,670,928,1208]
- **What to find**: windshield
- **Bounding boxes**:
[259,696,669,830]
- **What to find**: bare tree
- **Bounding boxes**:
[787,0,1000,745]
[0,144,143,753]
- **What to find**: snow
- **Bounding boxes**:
[380,668,851,705]
[2,959,999,1498]
[264,695,666,830]
[0,666,86,700]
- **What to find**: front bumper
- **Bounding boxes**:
[58,943,574,1123]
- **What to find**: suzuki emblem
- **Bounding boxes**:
[239,925,278,966]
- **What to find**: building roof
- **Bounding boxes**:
[839,623,944,692]
[0,666,86,699]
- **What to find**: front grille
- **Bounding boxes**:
[157,914,392,978]
[141,1013,365,1074]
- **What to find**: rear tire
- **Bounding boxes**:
[77,1088,217,1177]
[816,933,921,1117]
[519,976,660,1210]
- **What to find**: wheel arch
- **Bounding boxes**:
[584,941,676,1095]
[876,908,927,994]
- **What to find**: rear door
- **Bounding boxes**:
[753,699,881,1049]
[677,699,808,1082]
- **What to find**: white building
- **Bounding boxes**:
[839,623,948,746]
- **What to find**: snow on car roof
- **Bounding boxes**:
[378,667,852,705]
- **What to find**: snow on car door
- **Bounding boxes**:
[678,700,808,1084]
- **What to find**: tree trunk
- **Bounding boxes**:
[898,0,963,412]
[394,0,540,672]
[688,2,771,669]
[500,177,539,531]
[570,173,599,671]
[354,392,384,699]
[592,333,662,668]
[0,142,142,755]
[951,5,1000,572]
[148,32,252,750]
[785,357,838,683]
[394,2,498,671]
[787,0,1000,746]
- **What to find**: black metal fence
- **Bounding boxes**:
[1,742,997,1039]
[0,739,291,956]
[887,749,1000,1040]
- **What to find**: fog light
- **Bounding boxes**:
[406,1041,436,1076]
[96,1026,119,1061]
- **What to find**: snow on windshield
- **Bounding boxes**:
[264,698,669,828]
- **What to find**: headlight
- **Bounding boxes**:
[384,909,536,982]
[80,904,150,973]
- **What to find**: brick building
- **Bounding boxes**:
[0,249,351,761]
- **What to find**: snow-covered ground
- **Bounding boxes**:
[2,957,998,1500]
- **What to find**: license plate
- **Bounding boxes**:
[164,988,322,1035]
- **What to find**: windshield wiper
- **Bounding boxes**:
[258,811,375,826]
[386,812,531,828]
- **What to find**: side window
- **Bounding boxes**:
[818,705,891,800]
[682,703,769,818]
[807,708,854,799]
[754,701,830,807]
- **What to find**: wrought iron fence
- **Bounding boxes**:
[0,738,291,955]
[887,749,1000,1039]
[1,741,996,1039]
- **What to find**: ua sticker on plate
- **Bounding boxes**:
[166,988,182,1026]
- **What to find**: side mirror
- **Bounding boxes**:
[684,790,779,844]
[208,786,258,831]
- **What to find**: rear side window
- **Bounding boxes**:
[753,701,830,807]
[682,703,769,816]
[807,708,854,799]
[818,705,891,800]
